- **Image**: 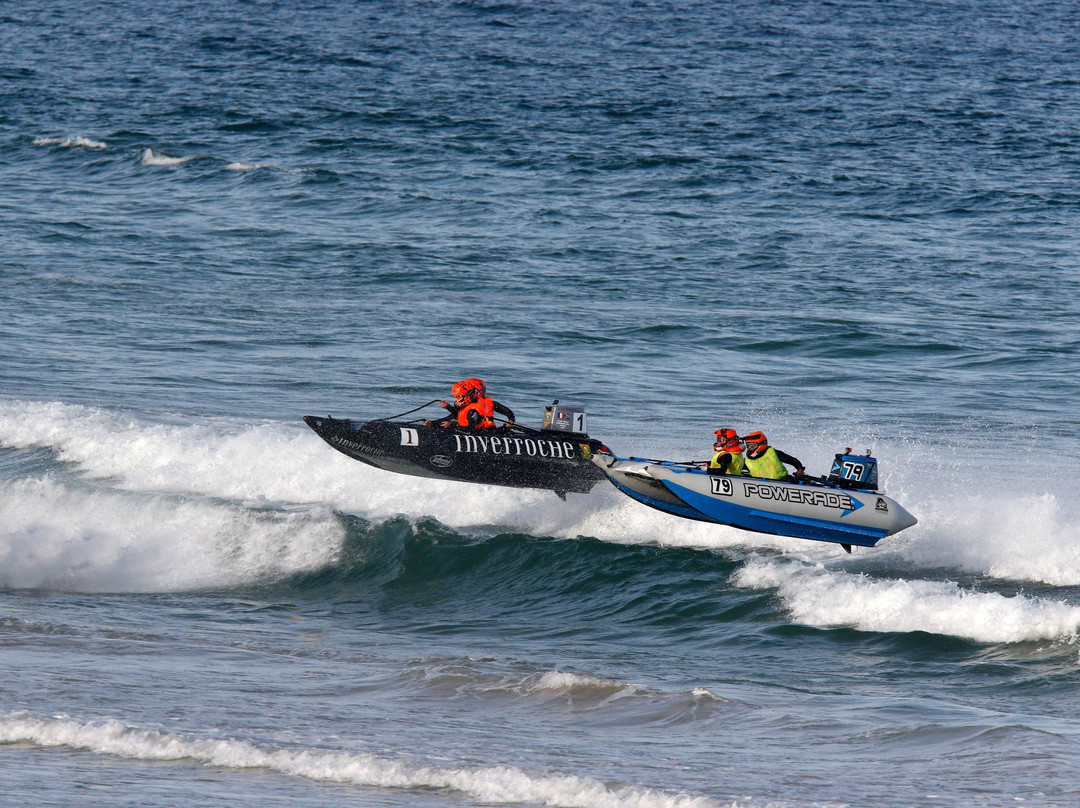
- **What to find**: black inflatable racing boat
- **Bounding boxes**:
[304,401,610,497]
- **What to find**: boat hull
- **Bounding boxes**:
[304,416,609,495]
[590,455,712,522]
[594,454,917,548]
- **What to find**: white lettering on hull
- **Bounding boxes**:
[454,434,578,460]
[741,482,855,511]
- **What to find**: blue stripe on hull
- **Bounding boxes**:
[660,479,887,548]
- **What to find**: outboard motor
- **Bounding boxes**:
[828,448,879,491]
[541,400,589,437]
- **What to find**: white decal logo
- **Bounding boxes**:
[453,434,576,459]
[400,428,419,447]
[742,483,855,511]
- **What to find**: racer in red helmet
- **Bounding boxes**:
[708,428,745,476]
[450,380,473,401]
[425,378,516,430]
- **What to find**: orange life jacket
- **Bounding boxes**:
[457,396,495,429]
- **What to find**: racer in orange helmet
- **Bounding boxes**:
[425,378,516,429]
[451,379,479,405]
[463,378,485,398]
[742,430,806,481]
[707,428,745,476]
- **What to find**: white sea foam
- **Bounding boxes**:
[732,558,1080,644]
[0,400,800,555]
[884,488,1080,586]
[0,712,726,808]
[34,135,107,149]
[3,399,1080,596]
[139,148,194,166]
[0,476,342,593]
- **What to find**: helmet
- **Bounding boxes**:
[452,378,483,403]
[743,431,768,456]
[713,428,742,453]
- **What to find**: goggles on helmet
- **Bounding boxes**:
[743,431,768,454]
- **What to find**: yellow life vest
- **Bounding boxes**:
[710,450,745,476]
[744,447,788,480]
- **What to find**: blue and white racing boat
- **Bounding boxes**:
[592,450,917,551]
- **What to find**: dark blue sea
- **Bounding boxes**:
[4,1,1080,806]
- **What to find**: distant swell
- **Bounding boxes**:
[0,713,724,808]
[139,148,195,166]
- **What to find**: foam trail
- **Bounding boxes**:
[860,435,1080,585]
[886,489,1080,586]
[0,713,726,808]
[733,558,1080,644]
[0,402,977,563]
[0,477,342,592]
[0,400,811,552]
[5,399,1080,586]
[34,135,107,149]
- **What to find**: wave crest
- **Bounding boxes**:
[34,135,107,149]
[733,558,1080,644]
[0,712,725,808]
[140,148,195,166]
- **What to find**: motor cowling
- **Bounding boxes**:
[541,400,589,437]
[828,449,879,490]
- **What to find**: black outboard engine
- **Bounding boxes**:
[828,448,879,491]
[541,400,589,437]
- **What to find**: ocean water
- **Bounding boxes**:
[3,0,1080,806]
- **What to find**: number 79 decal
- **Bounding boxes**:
[709,477,734,497]
[842,461,865,479]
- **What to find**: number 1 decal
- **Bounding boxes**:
[400,428,419,447]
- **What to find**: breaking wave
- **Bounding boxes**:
[2,398,1079,643]
[0,476,342,593]
[733,558,1080,644]
[0,712,724,808]
[139,148,196,166]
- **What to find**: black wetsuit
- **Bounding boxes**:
[770,449,805,481]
